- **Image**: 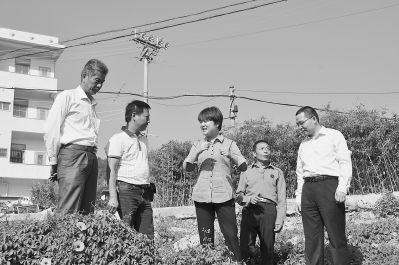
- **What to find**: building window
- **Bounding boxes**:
[0,148,7,158]
[15,58,31,75]
[13,99,28,118]
[10,143,25,163]
[35,152,46,165]
[13,104,28,118]
[39,66,51,78]
[37,107,49,120]
[0,101,10,111]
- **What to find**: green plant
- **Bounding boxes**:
[30,181,58,209]
[0,213,161,265]
[373,192,399,217]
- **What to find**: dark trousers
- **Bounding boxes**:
[240,202,277,265]
[57,145,98,214]
[194,199,241,261]
[118,181,154,239]
[301,178,349,265]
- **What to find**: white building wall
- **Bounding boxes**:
[0,28,63,199]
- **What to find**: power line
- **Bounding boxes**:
[3,85,399,119]
[0,0,287,62]
[0,85,342,114]
[236,89,399,95]
[173,2,399,47]
[1,0,279,56]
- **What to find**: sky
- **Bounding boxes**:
[1,0,398,158]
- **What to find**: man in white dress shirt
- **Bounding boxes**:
[295,106,352,265]
[44,59,108,214]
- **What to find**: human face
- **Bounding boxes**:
[296,112,317,136]
[253,142,271,162]
[81,70,106,96]
[199,120,219,138]
[133,108,150,131]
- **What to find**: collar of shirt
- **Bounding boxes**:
[251,161,276,170]
[76,85,97,106]
[121,126,146,138]
[205,134,225,144]
[308,126,327,140]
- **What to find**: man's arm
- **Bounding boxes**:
[235,172,250,206]
[275,169,287,232]
[183,142,208,172]
[43,92,69,179]
[334,131,352,202]
[227,141,247,172]
[295,145,304,212]
[107,156,120,213]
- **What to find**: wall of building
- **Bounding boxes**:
[0,177,46,197]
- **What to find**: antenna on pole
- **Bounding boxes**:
[229,85,238,126]
[130,30,169,103]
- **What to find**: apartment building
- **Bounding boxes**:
[0,28,64,197]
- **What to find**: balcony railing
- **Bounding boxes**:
[13,106,49,120]
[10,150,48,165]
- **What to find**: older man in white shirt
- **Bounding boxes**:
[44,59,108,214]
[295,106,352,265]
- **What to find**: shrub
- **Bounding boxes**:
[30,181,58,209]
[0,212,160,265]
[373,192,399,217]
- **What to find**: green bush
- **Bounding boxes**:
[373,192,399,217]
[30,181,58,209]
[0,213,160,265]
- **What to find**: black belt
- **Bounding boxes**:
[304,175,338,183]
[61,144,97,154]
[118,181,151,189]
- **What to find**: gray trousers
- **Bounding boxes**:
[57,144,98,214]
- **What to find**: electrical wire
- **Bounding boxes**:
[236,89,399,95]
[0,0,287,62]
[173,2,399,47]
[2,0,286,57]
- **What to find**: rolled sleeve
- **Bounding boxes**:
[335,132,352,194]
[295,145,304,205]
[184,142,199,165]
[229,141,246,167]
[235,172,250,206]
[107,135,123,158]
[275,169,287,226]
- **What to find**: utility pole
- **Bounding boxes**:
[130,30,169,103]
[229,86,238,126]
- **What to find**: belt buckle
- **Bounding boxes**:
[258,197,267,202]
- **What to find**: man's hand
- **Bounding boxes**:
[49,164,58,182]
[107,196,119,214]
[274,223,283,233]
[220,148,230,158]
[295,201,301,214]
[335,190,346,203]
[250,195,261,205]
[198,141,210,153]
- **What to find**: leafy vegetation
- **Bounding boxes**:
[0,213,159,265]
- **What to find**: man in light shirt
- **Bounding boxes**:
[44,59,108,214]
[105,100,154,239]
[295,106,352,265]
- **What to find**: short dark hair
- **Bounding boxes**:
[198,106,223,130]
[125,100,151,123]
[296,106,319,122]
[252,140,271,152]
[81,59,109,81]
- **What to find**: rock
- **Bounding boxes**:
[173,234,199,252]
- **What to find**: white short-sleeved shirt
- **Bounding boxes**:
[106,130,149,185]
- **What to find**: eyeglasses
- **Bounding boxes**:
[296,117,313,127]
